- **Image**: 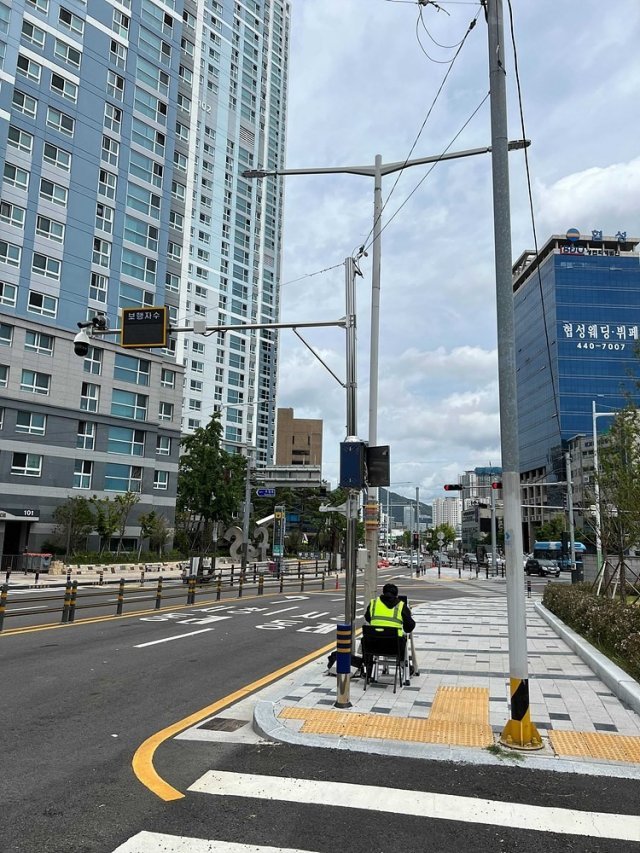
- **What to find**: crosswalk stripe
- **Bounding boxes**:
[188,770,640,842]
[113,832,316,852]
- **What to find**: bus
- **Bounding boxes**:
[533,540,586,570]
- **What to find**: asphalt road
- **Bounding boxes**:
[3,569,618,853]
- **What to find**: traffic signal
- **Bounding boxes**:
[443,484,463,491]
[412,532,419,548]
[491,481,502,489]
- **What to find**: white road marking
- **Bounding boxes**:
[263,606,299,616]
[188,770,640,842]
[7,605,47,612]
[113,833,314,852]
[134,628,213,648]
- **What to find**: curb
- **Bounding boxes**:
[534,602,640,715]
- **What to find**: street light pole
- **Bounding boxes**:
[592,401,616,574]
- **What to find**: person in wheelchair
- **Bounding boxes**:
[363,583,415,678]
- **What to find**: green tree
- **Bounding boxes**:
[535,515,566,542]
[114,491,140,553]
[138,510,170,557]
[176,414,245,553]
[596,404,640,598]
[53,497,95,557]
[425,524,456,552]
[90,496,122,554]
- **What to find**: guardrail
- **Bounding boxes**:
[0,559,335,632]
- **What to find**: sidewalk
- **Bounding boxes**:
[245,583,640,778]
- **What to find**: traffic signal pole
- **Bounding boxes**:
[487,0,541,749]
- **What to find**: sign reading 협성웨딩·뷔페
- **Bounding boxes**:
[560,322,639,353]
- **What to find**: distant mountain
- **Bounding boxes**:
[379,487,432,525]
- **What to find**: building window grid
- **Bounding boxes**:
[25,330,54,355]
[11,452,42,477]
[77,420,95,450]
[73,459,92,489]
[80,381,99,411]
[21,369,50,395]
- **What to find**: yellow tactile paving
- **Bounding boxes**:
[429,686,489,726]
[550,730,640,764]
[279,686,494,748]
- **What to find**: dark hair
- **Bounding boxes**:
[382,583,398,597]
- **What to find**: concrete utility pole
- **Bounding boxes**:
[487,0,541,749]
[241,447,253,576]
[565,452,576,575]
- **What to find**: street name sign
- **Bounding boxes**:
[256,487,276,497]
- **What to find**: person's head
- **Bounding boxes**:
[382,583,398,597]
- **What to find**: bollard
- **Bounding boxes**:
[67,571,71,584]
[438,565,441,578]
[230,565,234,587]
[238,573,243,598]
[334,623,353,709]
[258,574,264,595]
[252,563,257,583]
[322,570,326,590]
[155,576,163,609]
[188,575,196,605]
[4,569,10,584]
[216,574,222,601]
[527,578,532,598]
[0,583,7,632]
[335,572,339,590]
[140,570,145,587]
[297,561,301,578]
[485,565,489,580]
[69,580,79,622]
[116,578,125,615]
[279,572,284,593]
[99,569,104,586]
[61,579,72,623]
[458,564,461,578]
[475,565,479,579]
[315,559,319,577]
[300,573,305,592]
[35,571,40,585]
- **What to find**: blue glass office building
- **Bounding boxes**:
[513,232,640,537]
[0,0,289,556]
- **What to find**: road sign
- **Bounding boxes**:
[121,306,168,348]
[256,487,276,497]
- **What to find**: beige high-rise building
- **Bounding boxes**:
[275,408,323,467]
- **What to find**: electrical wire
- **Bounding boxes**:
[505,0,561,438]
[280,261,344,288]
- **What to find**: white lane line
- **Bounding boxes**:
[7,605,46,612]
[134,628,213,648]
[263,606,299,616]
[188,771,640,842]
[113,833,314,852]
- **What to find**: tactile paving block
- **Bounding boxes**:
[550,730,640,764]
[429,686,490,725]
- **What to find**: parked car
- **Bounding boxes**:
[462,553,478,565]
[524,558,560,578]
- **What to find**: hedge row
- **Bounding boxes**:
[542,582,640,683]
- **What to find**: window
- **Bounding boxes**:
[0,364,7,387]
[126,183,160,218]
[1,200,26,229]
[179,64,192,84]
[136,57,170,95]
[4,164,29,192]
[92,238,111,268]
[22,20,45,47]
[17,54,41,83]
[111,389,147,420]
[124,215,158,251]
[95,203,114,234]
[121,249,156,284]
[169,210,183,232]
[80,381,99,411]
[25,330,54,355]
[167,241,181,261]
[110,39,127,69]
[165,272,179,294]
[192,340,205,354]
[89,272,108,304]
[134,87,167,124]
[73,459,92,489]
[76,420,95,450]
[0,282,17,307]
[35,215,65,243]
[114,353,150,386]
[188,398,201,412]
[138,27,171,65]
[83,345,102,375]
[98,169,117,200]
[21,369,50,395]
[12,90,37,118]
[0,241,21,267]
[0,323,13,345]
[171,180,185,201]
[26,0,49,11]
[0,0,9,32]
[59,6,84,35]
[158,401,173,421]
[113,9,130,38]
[31,254,61,281]
[190,359,204,374]
[104,103,122,134]
[131,118,165,155]
[107,426,145,456]
[101,136,119,167]
[175,121,189,142]
[39,178,67,207]
[190,379,203,393]
[54,39,81,68]
[43,142,71,171]
[173,151,187,173]
[7,126,33,156]
[104,463,142,492]
[156,435,171,455]
[107,70,125,101]
[160,368,175,388]
[47,106,75,137]
[128,150,163,188]
[50,72,77,102]
[16,411,47,435]
[11,452,42,477]
[153,470,169,490]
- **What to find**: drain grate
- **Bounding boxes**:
[198,717,248,732]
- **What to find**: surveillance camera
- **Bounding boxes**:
[73,329,91,357]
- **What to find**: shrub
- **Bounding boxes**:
[543,583,640,682]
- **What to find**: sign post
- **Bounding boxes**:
[273,505,285,577]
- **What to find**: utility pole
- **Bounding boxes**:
[241,447,253,576]
[490,486,497,571]
[487,0,541,750]
[565,452,576,575]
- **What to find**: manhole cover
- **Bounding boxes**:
[199,717,247,732]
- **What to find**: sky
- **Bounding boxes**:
[274,0,640,503]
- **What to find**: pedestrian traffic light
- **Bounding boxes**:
[412,533,419,548]
[443,484,463,491]
[491,481,502,489]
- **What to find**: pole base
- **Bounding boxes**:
[334,701,352,709]
[499,719,544,751]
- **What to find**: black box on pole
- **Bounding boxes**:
[340,441,366,489]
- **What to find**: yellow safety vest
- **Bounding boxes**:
[369,597,404,636]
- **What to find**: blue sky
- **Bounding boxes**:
[275,0,640,502]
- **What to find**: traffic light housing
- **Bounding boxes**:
[443,484,463,491]
[491,481,502,489]
[412,532,419,549]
